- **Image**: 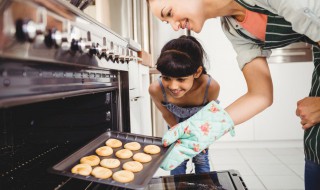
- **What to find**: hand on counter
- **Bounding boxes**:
[160,100,235,171]
[296,97,320,130]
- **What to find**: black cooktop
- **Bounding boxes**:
[146,170,247,190]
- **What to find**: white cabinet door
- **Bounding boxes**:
[128,61,140,99]
[254,62,313,140]
[129,97,141,134]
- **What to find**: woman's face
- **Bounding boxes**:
[161,75,195,98]
[149,0,206,33]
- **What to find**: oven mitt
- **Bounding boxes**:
[160,100,235,171]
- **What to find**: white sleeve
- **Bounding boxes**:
[253,0,320,42]
[221,18,271,70]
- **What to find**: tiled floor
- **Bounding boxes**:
[154,143,305,190]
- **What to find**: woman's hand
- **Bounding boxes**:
[296,97,320,130]
[161,101,235,171]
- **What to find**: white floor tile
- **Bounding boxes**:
[212,164,255,176]
[242,155,282,164]
[210,154,247,165]
[242,175,267,190]
[276,155,305,164]
[239,148,272,156]
[258,175,304,190]
[249,164,296,176]
[288,164,304,178]
[268,148,302,156]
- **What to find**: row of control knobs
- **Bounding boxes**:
[15,19,134,63]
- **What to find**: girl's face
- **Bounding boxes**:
[149,0,206,33]
[161,75,195,98]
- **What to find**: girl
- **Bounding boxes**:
[147,0,320,189]
[149,35,220,175]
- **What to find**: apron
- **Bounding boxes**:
[234,0,320,164]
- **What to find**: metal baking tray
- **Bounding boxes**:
[49,130,173,190]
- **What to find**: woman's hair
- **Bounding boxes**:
[156,35,208,77]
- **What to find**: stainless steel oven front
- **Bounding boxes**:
[0,0,137,189]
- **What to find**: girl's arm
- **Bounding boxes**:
[225,57,273,125]
[149,82,178,128]
[207,77,220,102]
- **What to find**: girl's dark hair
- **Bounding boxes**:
[156,35,208,77]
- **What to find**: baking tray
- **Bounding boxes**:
[48,130,173,190]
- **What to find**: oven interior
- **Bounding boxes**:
[0,91,125,189]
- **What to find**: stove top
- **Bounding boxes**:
[146,170,247,190]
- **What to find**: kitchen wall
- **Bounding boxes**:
[152,17,314,142]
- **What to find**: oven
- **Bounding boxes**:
[0,1,249,189]
[0,0,135,189]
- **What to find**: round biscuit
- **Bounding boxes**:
[80,155,100,166]
[106,138,122,148]
[91,166,112,179]
[112,170,134,183]
[124,142,141,151]
[96,146,113,156]
[71,163,92,176]
[115,149,133,159]
[144,145,161,154]
[133,152,152,163]
[123,161,143,172]
[100,158,121,169]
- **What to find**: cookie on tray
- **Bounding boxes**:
[71,163,92,176]
[106,138,122,148]
[100,158,121,169]
[96,146,113,156]
[115,149,133,159]
[80,155,100,166]
[123,161,143,172]
[112,170,135,183]
[124,142,141,151]
[91,166,112,179]
[143,145,161,154]
[133,152,152,163]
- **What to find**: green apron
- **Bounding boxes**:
[234,0,320,164]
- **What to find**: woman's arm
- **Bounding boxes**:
[149,82,178,127]
[225,57,273,125]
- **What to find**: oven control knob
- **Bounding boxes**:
[106,41,115,61]
[119,47,126,63]
[89,43,101,56]
[125,49,130,63]
[44,29,62,48]
[15,19,37,42]
[70,39,80,52]
[113,44,120,63]
[60,33,71,51]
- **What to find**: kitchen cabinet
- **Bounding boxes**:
[129,62,152,136]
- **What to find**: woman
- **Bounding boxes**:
[147,0,320,189]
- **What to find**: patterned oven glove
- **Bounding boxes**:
[161,100,235,171]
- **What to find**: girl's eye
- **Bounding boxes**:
[177,78,186,82]
[167,10,172,17]
[162,77,170,81]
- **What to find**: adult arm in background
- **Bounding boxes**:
[296,97,320,130]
